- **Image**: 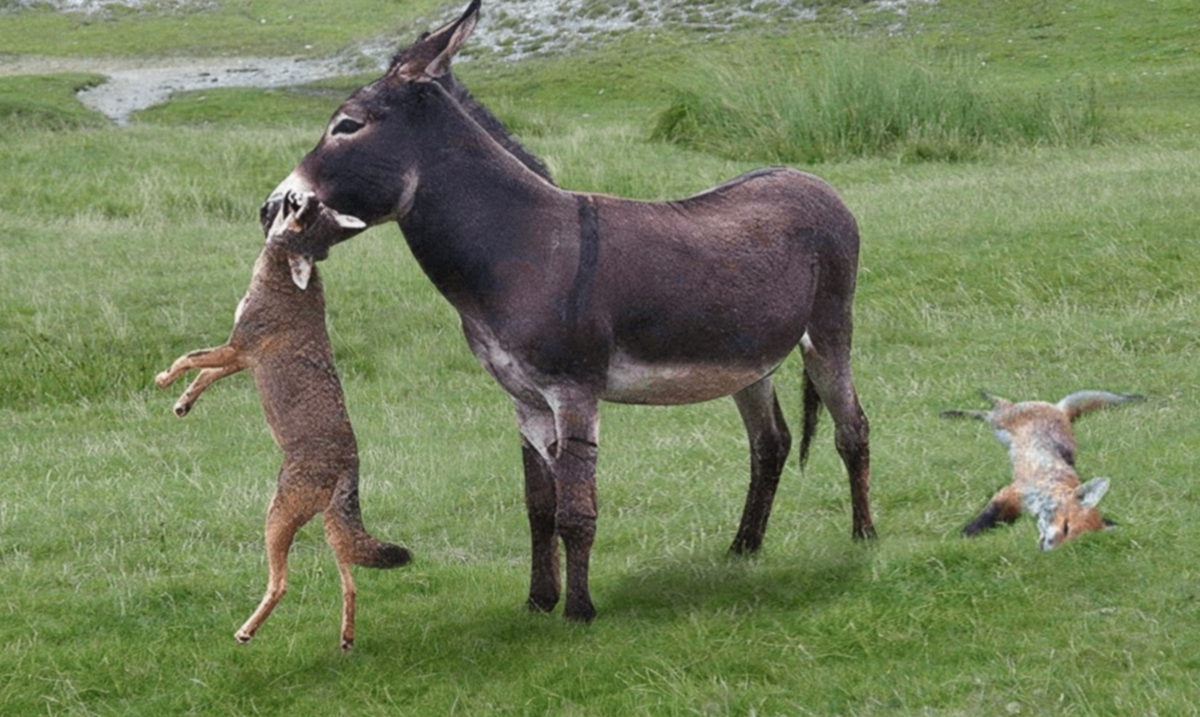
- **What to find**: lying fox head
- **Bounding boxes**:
[1024,476,1111,550]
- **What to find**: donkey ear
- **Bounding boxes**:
[424,0,479,78]
[1076,477,1110,508]
[390,0,480,82]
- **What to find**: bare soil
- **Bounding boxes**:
[0,54,361,125]
[0,0,928,125]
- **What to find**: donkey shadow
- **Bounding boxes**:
[598,546,872,618]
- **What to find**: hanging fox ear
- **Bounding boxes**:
[388,0,480,82]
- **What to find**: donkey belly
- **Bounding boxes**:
[601,351,786,405]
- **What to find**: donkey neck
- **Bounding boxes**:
[397,89,569,312]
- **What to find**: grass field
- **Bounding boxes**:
[2,0,1199,715]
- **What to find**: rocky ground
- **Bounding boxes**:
[1,0,930,124]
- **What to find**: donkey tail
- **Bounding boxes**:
[798,367,823,469]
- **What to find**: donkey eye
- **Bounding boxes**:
[331,117,365,136]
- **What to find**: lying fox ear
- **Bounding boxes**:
[1076,477,1110,508]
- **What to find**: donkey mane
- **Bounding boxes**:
[436,73,555,184]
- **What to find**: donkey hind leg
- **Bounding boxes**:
[800,333,874,540]
[235,473,321,645]
[730,376,793,555]
[515,404,562,613]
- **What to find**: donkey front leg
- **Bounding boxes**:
[522,440,561,612]
[549,396,601,622]
[515,405,562,613]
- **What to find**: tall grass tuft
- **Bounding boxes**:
[651,40,1106,163]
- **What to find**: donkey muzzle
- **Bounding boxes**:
[266,190,367,256]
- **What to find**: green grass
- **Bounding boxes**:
[651,41,1106,163]
[0,73,108,129]
[0,0,448,58]
[2,0,1200,715]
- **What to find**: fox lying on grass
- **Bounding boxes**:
[942,390,1144,550]
[156,193,409,650]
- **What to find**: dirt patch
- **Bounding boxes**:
[0,54,361,125]
[78,56,361,125]
[5,0,203,12]
[1,0,933,125]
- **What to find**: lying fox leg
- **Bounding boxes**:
[963,485,1022,537]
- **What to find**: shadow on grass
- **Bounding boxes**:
[600,543,874,619]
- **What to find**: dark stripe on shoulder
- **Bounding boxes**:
[568,195,601,327]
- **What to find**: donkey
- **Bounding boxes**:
[156,194,410,650]
[260,0,872,622]
[942,390,1143,550]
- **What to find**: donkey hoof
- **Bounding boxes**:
[563,601,597,623]
[853,525,878,541]
[527,594,559,614]
[729,535,764,555]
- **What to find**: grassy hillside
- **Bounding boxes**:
[1,1,1198,715]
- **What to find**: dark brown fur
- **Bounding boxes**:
[260,0,872,621]
[156,205,409,650]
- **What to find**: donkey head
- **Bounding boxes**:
[260,0,482,246]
